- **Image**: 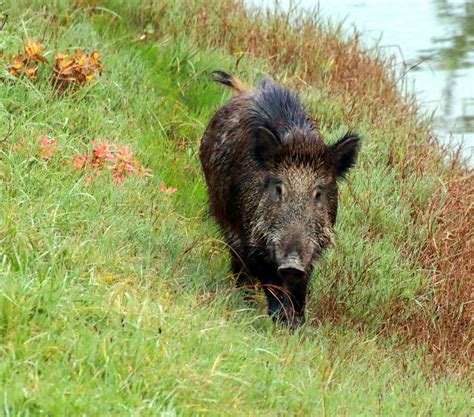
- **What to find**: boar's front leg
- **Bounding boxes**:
[283,280,309,327]
[242,253,308,328]
[231,252,256,290]
[262,279,307,329]
[250,259,307,328]
[226,232,256,290]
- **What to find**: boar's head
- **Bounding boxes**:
[250,126,360,322]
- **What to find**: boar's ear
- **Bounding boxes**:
[254,127,280,168]
[329,132,361,179]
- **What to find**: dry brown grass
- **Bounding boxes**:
[415,166,473,366]
[190,0,408,127]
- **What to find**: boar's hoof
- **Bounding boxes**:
[270,307,305,330]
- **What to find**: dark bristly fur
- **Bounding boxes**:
[200,71,361,327]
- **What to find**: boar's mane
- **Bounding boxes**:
[249,78,317,142]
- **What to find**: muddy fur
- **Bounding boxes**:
[200,72,360,327]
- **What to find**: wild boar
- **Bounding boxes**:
[200,71,360,327]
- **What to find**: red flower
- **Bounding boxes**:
[71,139,152,184]
[91,140,115,167]
[72,153,90,170]
[36,135,57,159]
[160,182,177,194]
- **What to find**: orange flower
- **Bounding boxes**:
[51,49,103,92]
[7,39,47,81]
[7,55,25,77]
[24,39,48,63]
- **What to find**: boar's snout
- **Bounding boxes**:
[277,254,306,282]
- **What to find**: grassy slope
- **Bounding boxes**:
[0,1,471,416]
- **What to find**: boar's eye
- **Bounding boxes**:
[265,177,286,202]
[275,183,284,201]
[271,181,286,202]
[313,188,322,202]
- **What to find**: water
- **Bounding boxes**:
[249,0,474,160]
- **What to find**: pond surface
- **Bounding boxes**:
[249,0,474,161]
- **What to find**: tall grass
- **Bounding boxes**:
[130,0,473,366]
[0,1,471,415]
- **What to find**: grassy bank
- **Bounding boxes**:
[0,0,471,415]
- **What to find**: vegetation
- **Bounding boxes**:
[0,0,471,415]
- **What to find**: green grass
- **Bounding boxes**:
[0,1,471,416]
